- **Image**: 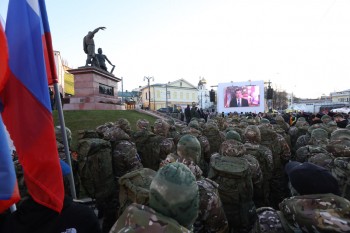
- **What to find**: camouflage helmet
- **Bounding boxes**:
[136,119,149,131]
[149,162,199,228]
[225,130,242,142]
[177,134,201,163]
[321,114,332,124]
[243,125,261,144]
[55,126,72,147]
[331,129,350,141]
[116,118,132,135]
[153,119,170,137]
[219,140,246,157]
[308,153,334,171]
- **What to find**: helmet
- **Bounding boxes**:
[219,140,246,157]
[149,162,199,228]
[225,130,242,142]
[243,125,261,144]
[309,128,329,145]
[177,134,201,163]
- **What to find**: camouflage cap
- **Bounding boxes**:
[115,118,132,134]
[188,120,200,130]
[219,140,246,157]
[310,128,329,145]
[153,119,170,137]
[243,125,261,144]
[321,114,332,124]
[177,134,201,163]
[136,119,149,131]
[149,162,199,228]
[225,130,242,142]
[326,140,350,157]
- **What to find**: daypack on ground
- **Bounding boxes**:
[208,154,256,233]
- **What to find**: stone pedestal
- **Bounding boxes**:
[64,67,124,110]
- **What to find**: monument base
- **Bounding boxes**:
[64,67,123,110]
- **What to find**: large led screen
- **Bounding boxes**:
[217,80,265,114]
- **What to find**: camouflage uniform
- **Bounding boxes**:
[165,118,180,140]
[251,207,289,233]
[279,194,350,233]
[225,130,242,142]
[109,203,191,233]
[243,125,274,207]
[203,122,225,155]
[177,135,229,232]
[118,168,156,216]
[154,119,170,137]
[331,157,350,200]
[258,123,291,209]
[115,118,133,136]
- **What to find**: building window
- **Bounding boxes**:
[180,92,183,99]
[180,82,182,87]
[174,92,177,99]
[167,91,171,99]
[157,90,160,98]
[186,93,189,100]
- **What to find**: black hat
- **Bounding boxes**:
[285,161,340,196]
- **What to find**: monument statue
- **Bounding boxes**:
[83,27,106,67]
[96,48,115,73]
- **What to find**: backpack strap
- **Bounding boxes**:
[276,210,297,233]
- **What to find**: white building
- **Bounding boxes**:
[140,78,198,110]
[197,77,212,110]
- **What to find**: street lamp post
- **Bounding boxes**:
[144,76,154,110]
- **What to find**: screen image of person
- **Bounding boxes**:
[229,88,249,107]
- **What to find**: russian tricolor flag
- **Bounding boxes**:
[0,21,20,213]
[1,0,64,213]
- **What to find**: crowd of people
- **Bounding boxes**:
[2,107,350,233]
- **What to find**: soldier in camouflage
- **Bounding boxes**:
[203,122,225,155]
[110,163,199,232]
[243,125,274,207]
[219,139,264,207]
[332,157,350,200]
[258,122,291,209]
[176,134,229,233]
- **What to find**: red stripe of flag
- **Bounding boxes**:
[0,22,20,213]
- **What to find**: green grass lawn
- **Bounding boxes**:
[53,110,158,150]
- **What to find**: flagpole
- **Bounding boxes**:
[53,83,77,199]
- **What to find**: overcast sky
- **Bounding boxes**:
[1,0,350,99]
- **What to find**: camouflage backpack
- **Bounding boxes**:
[208,154,256,232]
[279,194,350,233]
[77,138,115,200]
[133,130,162,171]
[326,139,350,158]
[331,157,350,200]
[295,145,330,163]
[252,207,294,233]
[118,168,156,216]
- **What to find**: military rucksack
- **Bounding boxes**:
[118,168,156,216]
[252,207,294,233]
[331,157,350,200]
[77,138,115,200]
[133,130,162,171]
[208,154,256,232]
[279,194,350,233]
